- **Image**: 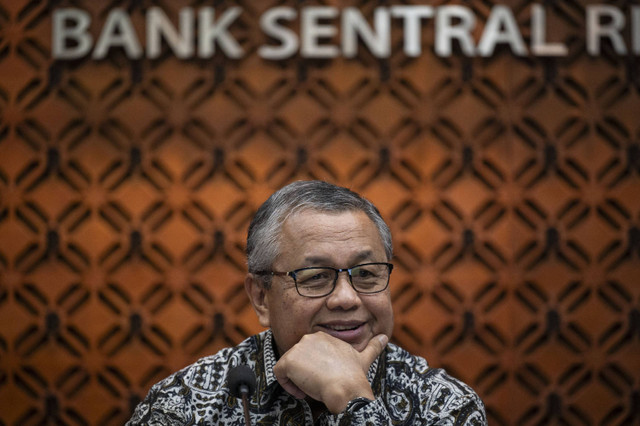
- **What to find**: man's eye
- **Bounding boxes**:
[298,270,332,283]
[354,268,375,278]
[310,273,329,281]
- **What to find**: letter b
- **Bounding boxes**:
[53,9,93,59]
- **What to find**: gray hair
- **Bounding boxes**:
[246,181,393,285]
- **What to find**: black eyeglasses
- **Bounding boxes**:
[254,262,393,298]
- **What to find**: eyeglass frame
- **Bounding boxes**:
[253,262,394,298]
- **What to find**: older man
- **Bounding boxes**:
[127,181,486,425]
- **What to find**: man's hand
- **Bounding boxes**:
[273,332,388,414]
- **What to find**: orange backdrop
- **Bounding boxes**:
[1,1,639,425]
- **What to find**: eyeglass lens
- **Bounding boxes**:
[293,263,390,297]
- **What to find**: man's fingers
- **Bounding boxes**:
[359,334,388,367]
[276,374,307,399]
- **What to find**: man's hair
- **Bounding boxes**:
[246,180,393,285]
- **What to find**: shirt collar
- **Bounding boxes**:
[262,329,279,388]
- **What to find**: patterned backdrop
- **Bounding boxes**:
[1,0,639,424]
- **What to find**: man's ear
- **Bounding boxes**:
[244,273,270,328]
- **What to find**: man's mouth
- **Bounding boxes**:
[316,322,370,349]
[324,324,361,331]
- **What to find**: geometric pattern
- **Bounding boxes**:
[1,1,639,424]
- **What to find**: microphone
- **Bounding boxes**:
[228,365,256,426]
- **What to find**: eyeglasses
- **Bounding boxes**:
[255,262,393,298]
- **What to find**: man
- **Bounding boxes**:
[127,181,487,425]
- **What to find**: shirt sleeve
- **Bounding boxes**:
[331,367,487,426]
[125,381,190,426]
[423,369,487,425]
[335,391,486,426]
[336,397,393,425]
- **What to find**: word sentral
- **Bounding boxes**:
[53,5,640,60]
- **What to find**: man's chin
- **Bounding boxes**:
[339,334,371,353]
[351,340,369,352]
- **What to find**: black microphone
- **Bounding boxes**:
[228,365,256,426]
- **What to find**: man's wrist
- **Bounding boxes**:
[344,396,374,413]
[327,381,374,414]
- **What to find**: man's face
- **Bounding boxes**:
[246,209,394,356]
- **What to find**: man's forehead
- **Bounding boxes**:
[299,250,376,266]
[281,208,375,234]
[277,209,384,261]
[283,207,366,223]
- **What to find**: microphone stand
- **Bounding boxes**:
[241,389,251,426]
[228,365,256,426]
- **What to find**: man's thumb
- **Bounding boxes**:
[360,334,388,366]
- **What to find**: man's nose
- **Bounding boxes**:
[326,271,361,309]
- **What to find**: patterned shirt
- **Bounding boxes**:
[127,330,487,425]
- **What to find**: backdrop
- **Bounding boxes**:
[1,1,639,425]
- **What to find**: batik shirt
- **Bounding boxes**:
[127,330,487,425]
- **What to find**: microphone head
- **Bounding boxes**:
[228,365,257,398]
